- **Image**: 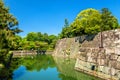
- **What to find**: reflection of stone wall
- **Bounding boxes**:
[53,57,101,80]
[53,29,120,80]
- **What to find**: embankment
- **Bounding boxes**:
[53,29,120,80]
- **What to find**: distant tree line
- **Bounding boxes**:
[11,32,58,51]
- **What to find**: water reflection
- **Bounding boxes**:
[54,57,101,80]
[12,55,60,80]
[19,55,56,71]
[13,66,26,79]
[0,58,21,80]
[0,55,101,80]
[13,66,60,80]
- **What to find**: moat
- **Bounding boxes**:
[0,55,101,80]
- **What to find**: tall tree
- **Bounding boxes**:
[59,19,71,38]
[100,8,118,31]
[0,0,21,65]
[71,8,101,35]
[59,8,119,38]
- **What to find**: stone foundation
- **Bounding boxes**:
[53,29,120,80]
[75,48,120,80]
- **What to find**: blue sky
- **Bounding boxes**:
[4,0,120,37]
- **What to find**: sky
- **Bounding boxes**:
[4,0,120,37]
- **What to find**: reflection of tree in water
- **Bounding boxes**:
[0,55,56,80]
[59,73,77,80]
[0,58,22,80]
[21,55,56,71]
[0,68,12,80]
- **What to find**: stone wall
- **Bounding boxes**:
[75,29,120,80]
[53,38,80,58]
[53,29,120,80]
[75,48,120,80]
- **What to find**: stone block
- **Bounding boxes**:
[87,56,93,62]
[109,61,116,67]
[78,56,86,61]
[98,66,107,74]
[91,52,97,59]
[75,58,85,69]
[91,48,99,54]
[114,61,120,70]
[106,54,110,59]
[109,61,117,68]
[98,53,106,59]
[90,58,96,64]
[106,48,115,55]
[79,48,86,52]
[98,66,104,72]
[117,56,120,62]
[99,48,106,53]
[115,48,120,55]
[103,66,110,75]
[110,54,118,60]
[104,59,109,66]
[87,52,91,57]
[77,59,87,67]
[97,59,105,66]
[110,68,116,76]
[86,62,91,69]
[80,52,87,57]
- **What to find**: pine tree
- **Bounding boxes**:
[0,0,22,66]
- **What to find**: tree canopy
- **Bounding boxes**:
[0,0,22,65]
[59,8,119,38]
[14,32,58,50]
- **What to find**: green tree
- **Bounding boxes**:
[100,8,118,31]
[26,32,38,41]
[48,35,58,50]
[59,8,119,38]
[37,32,43,41]
[10,35,22,50]
[0,0,21,66]
[22,32,58,50]
[59,19,71,38]
[35,41,48,50]
[43,33,49,42]
[20,37,27,50]
[71,8,101,35]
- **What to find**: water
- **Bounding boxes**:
[13,66,60,80]
[0,55,101,80]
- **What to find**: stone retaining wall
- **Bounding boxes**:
[75,48,120,80]
[54,29,120,80]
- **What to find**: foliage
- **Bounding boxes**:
[0,0,21,66]
[26,32,38,41]
[19,55,56,71]
[19,32,58,50]
[59,8,119,38]
[100,8,119,31]
[59,19,72,38]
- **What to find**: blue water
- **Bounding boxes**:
[13,65,61,80]
[5,55,101,80]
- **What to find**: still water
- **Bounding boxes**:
[0,55,101,80]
